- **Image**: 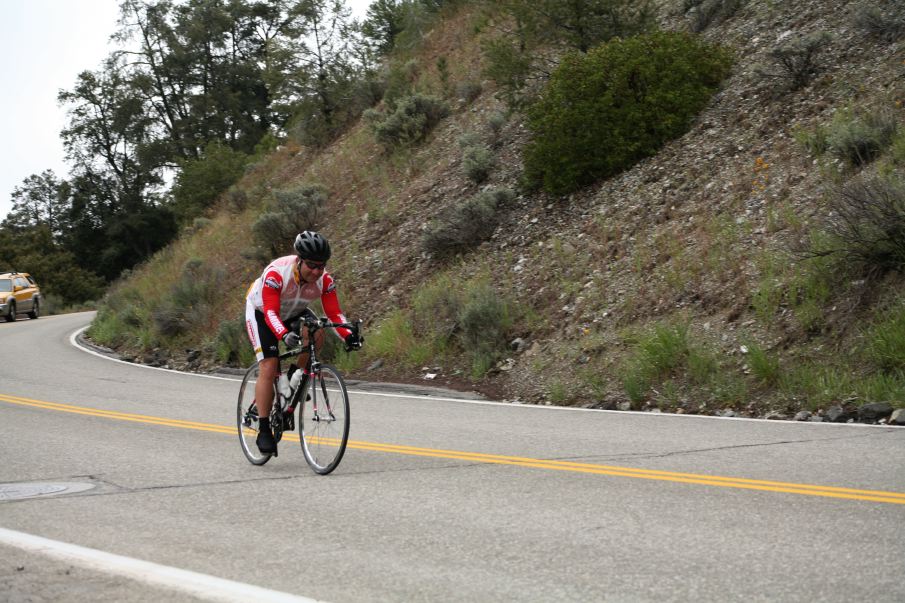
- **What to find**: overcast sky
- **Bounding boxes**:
[0,0,371,221]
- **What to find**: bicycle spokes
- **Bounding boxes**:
[299,365,350,474]
[237,362,274,466]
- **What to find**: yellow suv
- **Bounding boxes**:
[1,272,42,322]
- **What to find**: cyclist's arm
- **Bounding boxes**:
[321,273,352,339]
[261,271,289,340]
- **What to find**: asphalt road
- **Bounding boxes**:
[1,312,904,602]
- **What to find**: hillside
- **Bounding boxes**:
[89,0,905,423]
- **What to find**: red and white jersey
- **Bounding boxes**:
[246,255,351,340]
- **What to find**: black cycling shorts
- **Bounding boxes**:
[245,305,316,361]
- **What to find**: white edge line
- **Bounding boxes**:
[70,326,239,383]
[69,326,897,429]
[0,527,322,603]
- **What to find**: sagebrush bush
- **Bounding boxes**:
[224,186,249,212]
[252,184,327,255]
[88,286,146,347]
[487,111,507,136]
[853,1,905,43]
[365,94,449,149]
[461,143,494,183]
[457,279,514,377]
[422,188,514,258]
[214,317,255,367]
[755,31,831,92]
[824,174,905,274]
[416,272,515,376]
[524,32,732,194]
[455,80,482,103]
[412,273,461,344]
[153,259,226,337]
[826,109,898,167]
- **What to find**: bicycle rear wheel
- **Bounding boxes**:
[237,361,273,465]
[299,364,350,474]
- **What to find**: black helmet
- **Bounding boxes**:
[293,231,331,261]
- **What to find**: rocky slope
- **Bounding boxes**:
[96,1,905,424]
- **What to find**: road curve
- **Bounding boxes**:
[1,312,904,602]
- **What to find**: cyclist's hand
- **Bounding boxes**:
[282,331,300,349]
[344,333,363,352]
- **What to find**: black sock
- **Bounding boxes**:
[259,417,271,432]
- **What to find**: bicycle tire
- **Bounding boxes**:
[237,361,274,465]
[299,364,350,475]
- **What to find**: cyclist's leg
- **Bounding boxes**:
[246,303,281,419]
[255,357,279,418]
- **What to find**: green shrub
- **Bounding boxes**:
[171,142,248,224]
[152,259,226,338]
[412,273,461,346]
[289,73,384,148]
[88,306,131,348]
[487,111,507,137]
[482,1,655,110]
[461,142,494,183]
[456,278,515,377]
[755,31,831,92]
[392,271,519,378]
[214,317,255,367]
[252,184,327,256]
[368,309,416,359]
[455,80,482,104]
[853,1,905,43]
[524,32,732,194]
[365,93,449,150]
[381,59,421,108]
[826,109,898,167]
[824,174,905,274]
[794,123,830,157]
[422,188,514,259]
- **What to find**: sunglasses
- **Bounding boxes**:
[301,259,326,271]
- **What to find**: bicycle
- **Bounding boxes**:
[237,315,362,474]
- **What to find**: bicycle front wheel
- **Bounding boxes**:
[237,361,273,465]
[299,364,350,475]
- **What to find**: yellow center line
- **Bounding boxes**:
[3,393,905,505]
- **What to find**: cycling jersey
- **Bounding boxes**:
[246,255,351,341]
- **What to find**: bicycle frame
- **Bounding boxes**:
[279,316,361,416]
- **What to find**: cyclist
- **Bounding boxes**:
[245,231,363,454]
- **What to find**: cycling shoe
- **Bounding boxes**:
[256,428,276,454]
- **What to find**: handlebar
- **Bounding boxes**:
[300,316,362,335]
